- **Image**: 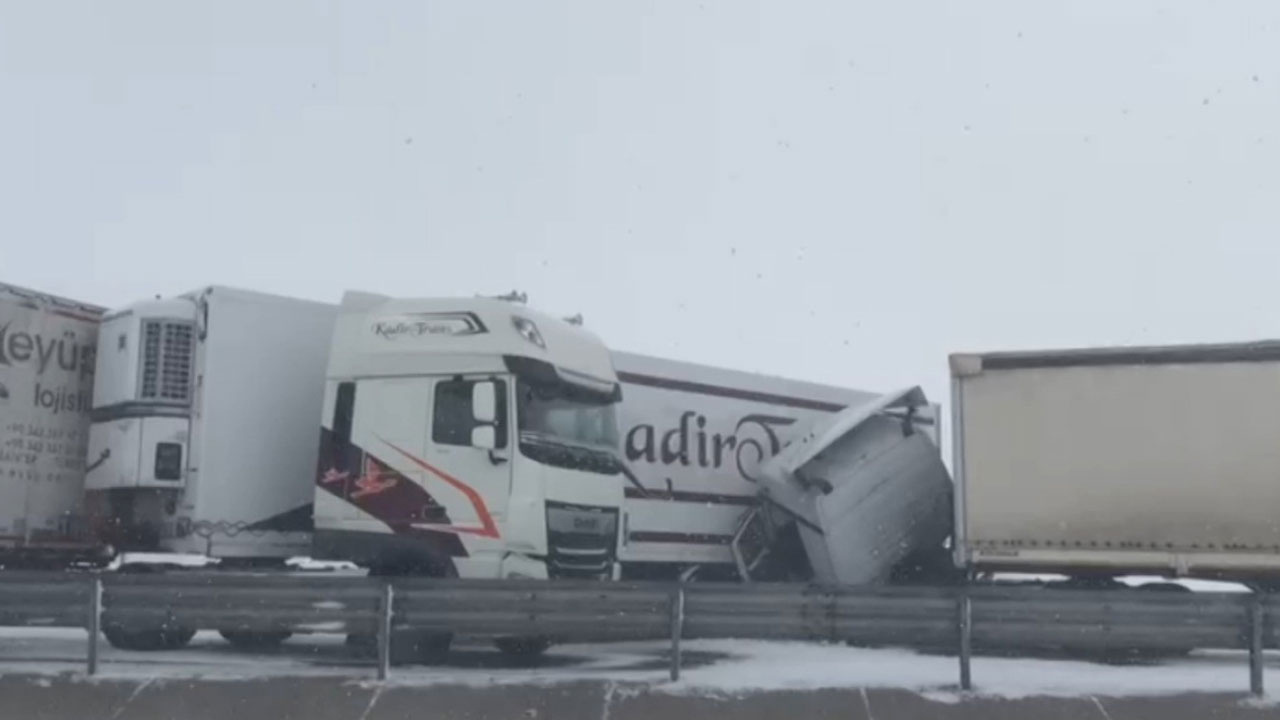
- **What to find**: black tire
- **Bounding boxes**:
[389,629,453,666]
[361,563,457,665]
[344,629,454,664]
[219,630,292,649]
[494,636,551,658]
[1131,582,1194,658]
[103,625,196,651]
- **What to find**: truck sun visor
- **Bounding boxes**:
[502,355,621,401]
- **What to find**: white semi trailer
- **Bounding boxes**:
[612,352,953,584]
[0,282,105,568]
[951,341,1280,588]
[84,286,337,564]
[83,286,337,650]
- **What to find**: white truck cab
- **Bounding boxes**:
[312,292,625,581]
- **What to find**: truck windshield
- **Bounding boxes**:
[517,379,621,474]
[517,379,619,450]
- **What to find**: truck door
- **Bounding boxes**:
[419,376,511,540]
[341,378,433,526]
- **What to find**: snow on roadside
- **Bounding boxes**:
[1,627,1274,699]
[992,572,1252,594]
[659,639,1276,699]
[285,557,362,572]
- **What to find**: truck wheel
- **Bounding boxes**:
[494,636,551,658]
[1132,582,1194,658]
[161,626,197,650]
[389,629,453,666]
[219,630,292,649]
[346,629,453,664]
[103,625,196,651]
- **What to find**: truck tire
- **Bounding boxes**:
[219,630,292,649]
[103,625,197,651]
[494,636,551,658]
[389,629,454,666]
[344,628,453,665]
[1128,582,1194,659]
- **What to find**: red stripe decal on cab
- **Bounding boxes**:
[379,438,501,540]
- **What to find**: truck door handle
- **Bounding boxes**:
[488,450,509,466]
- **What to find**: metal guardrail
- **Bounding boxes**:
[0,573,1275,693]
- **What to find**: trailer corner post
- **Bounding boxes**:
[377,582,393,681]
[1249,595,1264,696]
[669,583,685,682]
[958,590,972,692]
[86,576,102,676]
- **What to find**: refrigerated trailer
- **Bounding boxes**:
[84,286,338,561]
[0,282,104,567]
[951,341,1280,585]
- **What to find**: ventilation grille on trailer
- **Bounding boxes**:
[140,320,194,402]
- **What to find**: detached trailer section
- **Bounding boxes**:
[0,283,104,567]
[951,341,1280,583]
[613,352,950,582]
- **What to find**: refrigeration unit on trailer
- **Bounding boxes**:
[313,292,626,585]
[0,282,104,567]
[612,352,950,582]
[84,286,338,564]
[951,341,1280,586]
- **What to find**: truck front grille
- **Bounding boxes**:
[545,501,618,579]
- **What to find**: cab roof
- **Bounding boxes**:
[326,293,618,392]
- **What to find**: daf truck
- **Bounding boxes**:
[312,292,626,582]
[312,291,627,660]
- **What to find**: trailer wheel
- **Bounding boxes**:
[219,630,292,649]
[494,636,552,658]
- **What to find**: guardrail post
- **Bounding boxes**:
[1249,595,1264,696]
[86,576,102,676]
[377,582,393,681]
[957,590,972,691]
[669,583,685,682]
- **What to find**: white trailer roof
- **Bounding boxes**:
[1,282,104,321]
[952,340,1280,375]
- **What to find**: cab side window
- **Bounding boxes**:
[333,381,356,442]
[432,378,508,448]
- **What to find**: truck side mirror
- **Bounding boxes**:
[471,425,497,450]
[472,381,497,423]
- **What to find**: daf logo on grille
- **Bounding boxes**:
[573,517,600,531]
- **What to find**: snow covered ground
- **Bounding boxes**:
[992,572,1253,593]
[0,627,1274,700]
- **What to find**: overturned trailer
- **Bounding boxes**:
[613,352,953,584]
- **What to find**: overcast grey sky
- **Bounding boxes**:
[3,1,1278,402]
